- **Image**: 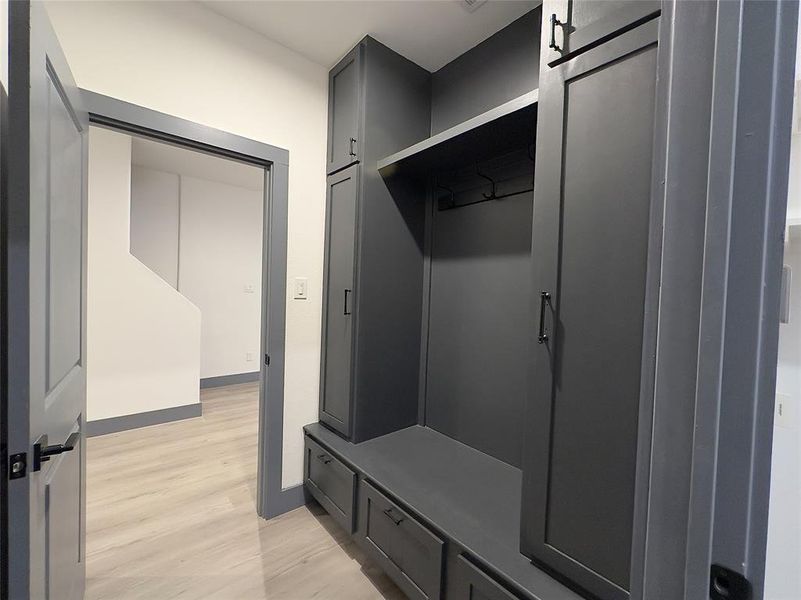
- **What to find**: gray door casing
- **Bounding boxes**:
[78,90,295,519]
[636,2,799,599]
[6,3,88,599]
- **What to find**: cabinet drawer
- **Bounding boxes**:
[359,481,444,600]
[304,436,357,533]
[452,555,521,600]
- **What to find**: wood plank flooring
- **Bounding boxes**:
[86,382,405,600]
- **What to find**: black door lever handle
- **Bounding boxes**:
[33,432,80,471]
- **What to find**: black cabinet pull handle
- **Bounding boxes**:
[344,289,352,315]
[316,453,332,465]
[549,14,562,52]
[382,507,404,526]
[349,137,357,157]
[538,291,551,344]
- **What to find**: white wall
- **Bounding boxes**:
[130,166,180,287]
[87,126,201,421]
[1,0,7,90]
[769,231,801,600]
[130,162,263,381]
[47,0,327,487]
[766,11,801,599]
[179,174,263,379]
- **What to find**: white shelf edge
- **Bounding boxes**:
[377,88,539,172]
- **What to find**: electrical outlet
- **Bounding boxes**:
[775,393,794,428]
[246,352,254,362]
[294,277,308,300]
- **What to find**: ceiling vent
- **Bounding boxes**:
[459,0,488,13]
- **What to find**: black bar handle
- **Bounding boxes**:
[316,453,332,465]
[382,508,405,526]
[344,289,352,315]
[349,137,357,157]
[538,291,551,344]
[33,431,81,471]
[549,14,562,52]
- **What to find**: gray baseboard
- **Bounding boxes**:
[87,402,203,437]
[200,371,260,389]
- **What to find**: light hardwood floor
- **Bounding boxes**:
[86,382,405,600]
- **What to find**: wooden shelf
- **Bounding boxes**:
[377,90,539,179]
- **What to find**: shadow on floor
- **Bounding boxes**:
[307,501,406,600]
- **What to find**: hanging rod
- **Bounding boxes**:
[437,186,534,212]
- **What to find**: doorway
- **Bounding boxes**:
[82,91,294,518]
[83,125,269,594]
[86,126,265,431]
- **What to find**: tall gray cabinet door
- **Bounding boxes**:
[520,19,659,600]
[6,3,88,600]
[319,165,359,437]
[543,0,659,66]
[327,45,363,175]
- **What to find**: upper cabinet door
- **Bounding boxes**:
[328,44,364,175]
[543,0,660,66]
[520,17,660,600]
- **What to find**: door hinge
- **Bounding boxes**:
[265,354,271,366]
[710,564,751,600]
[9,452,27,480]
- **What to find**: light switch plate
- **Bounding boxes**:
[775,393,794,429]
[294,277,308,300]
[244,284,255,294]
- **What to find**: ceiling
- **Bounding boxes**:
[200,0,539,72]
[130,135,264,191]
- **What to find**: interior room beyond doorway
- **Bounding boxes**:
[86,125,265,435]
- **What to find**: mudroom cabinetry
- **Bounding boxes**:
[310,5,664,600]
[318,36,431,443]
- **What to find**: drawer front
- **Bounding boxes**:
[304,436,357,533]
[359,481,444,600]
[452,555,520,600]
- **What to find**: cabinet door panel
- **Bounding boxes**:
[543,0,659,66]
[320,166,359,436]
[452,556,520,600]
[328,44,362,174]
[521,19,659,600]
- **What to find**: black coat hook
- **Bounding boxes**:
[476,167,497,200]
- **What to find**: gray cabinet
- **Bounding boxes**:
[320,37,431,443]
[451,556,521,600]
[520,17,660,600]
[327,44,363,175]
[542,0,659,66]
[358,481,444,600]
[304,435,357,533]
[320,165,359,437]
